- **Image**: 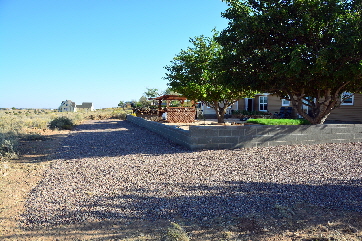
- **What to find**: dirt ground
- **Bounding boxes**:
[1,124,362,240]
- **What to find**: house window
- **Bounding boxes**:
[341,92,354,105]
[282,99,290,106]
[259,96,268,111]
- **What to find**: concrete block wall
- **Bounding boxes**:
[126,116,362,150]
[189,124,362,149]
[126,115,191,149]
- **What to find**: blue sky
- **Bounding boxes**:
[0,0,229,109]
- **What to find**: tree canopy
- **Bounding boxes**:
[117,100,125,109]
[164,31,255,123]
[143,88,160,99]
[218,0,362,124]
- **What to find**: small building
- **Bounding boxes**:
[76,102,95,112]
[58,100,76,112]
[58,100,94,112]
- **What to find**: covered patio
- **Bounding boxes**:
[155,95,195,123]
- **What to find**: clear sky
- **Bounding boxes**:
[0,0,229,109]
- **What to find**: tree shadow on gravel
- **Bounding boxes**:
[12,120,362,240]
[16,133,70,164]
[55,120,191,160]
[19,179,362,240]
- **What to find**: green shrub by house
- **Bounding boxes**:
[247,119,310,125]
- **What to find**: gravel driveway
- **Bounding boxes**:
[22,120,362,227]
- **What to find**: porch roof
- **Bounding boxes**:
[154,95,188,101]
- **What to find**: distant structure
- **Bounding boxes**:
[58,100,94,112]
[58,100,76,112]
[76,102,95,112]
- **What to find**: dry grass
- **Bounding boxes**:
[0,108,131,160]
[0,129,70,239]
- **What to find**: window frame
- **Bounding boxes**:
[259,96,268,112]
[282,99,290,106]
[341,92,354,106]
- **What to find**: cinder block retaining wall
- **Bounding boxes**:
[126,115,362,150]
[126,115,191,148]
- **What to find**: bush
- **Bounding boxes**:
[49,116,74,130]
[246,118,310,125]
[162,222,190,241]
[232,110,272,119]
[87,108,131,120]
[232,110,271,116]
[110,109,129,119]
[0,133,18,160]
[20,133,47,141]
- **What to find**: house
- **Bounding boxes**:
[58,100,76,112]
[236,93,362,122]
[197,93,362,122]
[197,102,239,119]
[58,100,94,112]
[76,102,95,112]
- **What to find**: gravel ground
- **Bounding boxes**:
[22,120,362,228]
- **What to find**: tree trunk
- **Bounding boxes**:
[213,101,226,123]
[296,110,331,124]
[289,91,339,125]
[216,107,227,123]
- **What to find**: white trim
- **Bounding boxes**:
[282,99,290,106]
[245,98,253,111]
[259,96,268,112]
[341,92,354,105]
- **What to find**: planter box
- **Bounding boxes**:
[127,115,362,150]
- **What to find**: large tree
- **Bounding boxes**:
[164,31,255,123]
[144,88,160,98]
[218,0,362,124]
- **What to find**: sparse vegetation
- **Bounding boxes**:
[48,116,75,130]
[0,108,131,161]
[163,222,190,241]
[0,135,18,159]
[1,117,361,240]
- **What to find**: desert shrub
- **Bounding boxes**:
[110,108,130,119]
[162,222,190,241]
[0,116,26,134]
[88,114,110,120]
[20,133,47,141]
[0,108,134,159]
[87,108,131,120]
[0,133,18,160]
[49,116,74,130]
